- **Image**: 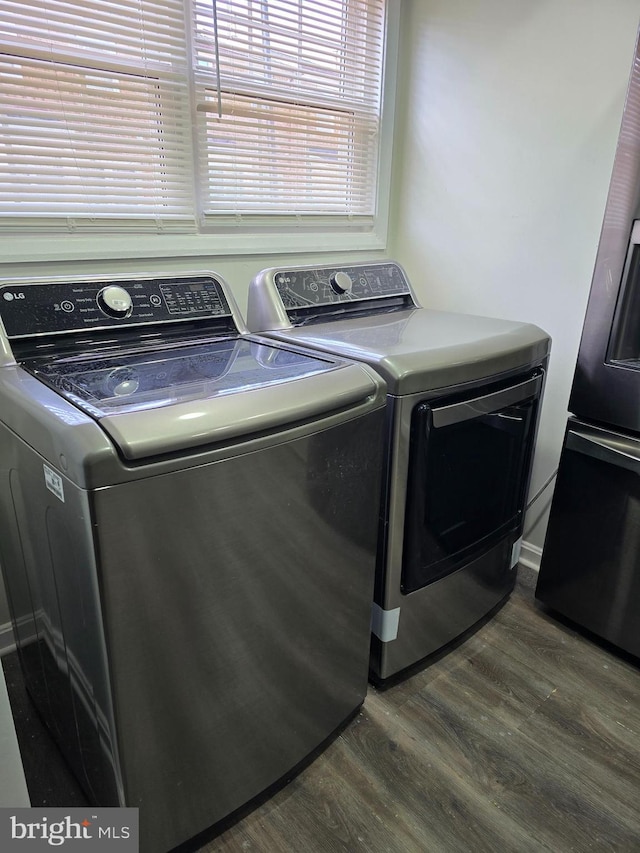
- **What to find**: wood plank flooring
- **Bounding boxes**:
[200,568,640,853]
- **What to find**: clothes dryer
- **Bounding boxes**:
[247,261,551,682]
[0,272,386,851]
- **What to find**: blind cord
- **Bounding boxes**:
[211,0,223,118]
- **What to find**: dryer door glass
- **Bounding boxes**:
[401,371,541,593]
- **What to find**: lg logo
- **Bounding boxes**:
[3,292,25,301]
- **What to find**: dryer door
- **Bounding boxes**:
[401,370,542,593]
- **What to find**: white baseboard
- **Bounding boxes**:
[519,540,542,572]
[0,622,16,657]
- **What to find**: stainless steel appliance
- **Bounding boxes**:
[247,262,550,681]
[536,27,640,659]
[0,272,386,851]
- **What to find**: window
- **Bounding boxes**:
[0,1,194,232]
[0,0,388,244]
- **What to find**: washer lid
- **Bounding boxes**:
[262,308,551,395]
[25,337,381,459]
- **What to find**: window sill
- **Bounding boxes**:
[0,227,388,266]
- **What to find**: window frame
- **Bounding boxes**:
[0,1,399,264]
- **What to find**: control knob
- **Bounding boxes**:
[329,271,353,294]
[97,285,133,319]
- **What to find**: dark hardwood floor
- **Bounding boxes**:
[201,568,640,853]
[4,567,640,852]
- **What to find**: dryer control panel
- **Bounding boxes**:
[0,275,233,338]
[247,261,418,332]
[274,262,413,312]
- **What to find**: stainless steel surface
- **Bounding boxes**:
[99,360,378,459]
[0,406,385,850]
[569,31,640,432]
[0,423,123,807]
[0,270,388,851]
[566,421,640,474]
[94,410,384,850]
[536,417,640,659]
[0,365,121,490]
[248,262,550,681]
[371,537,516,680]
[431,374,543,428]
[254,310,549,397]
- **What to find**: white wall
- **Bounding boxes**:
[389,0,640,563]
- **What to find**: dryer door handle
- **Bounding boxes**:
[431,373,542,428]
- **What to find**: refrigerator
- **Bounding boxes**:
[535,24,640,659]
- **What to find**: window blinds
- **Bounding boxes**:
[0,0,194,231]
[193,0,385,218]
[0,0,386,232]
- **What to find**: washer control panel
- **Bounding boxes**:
[0,275,233,338]
[274,262,412,312]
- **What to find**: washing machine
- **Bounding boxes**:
[0,271,387,851]
[247,261,551,682]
